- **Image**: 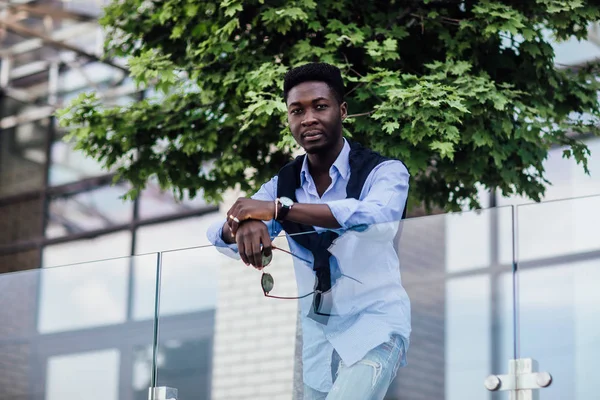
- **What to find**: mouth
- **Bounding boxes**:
[302,130,324,142]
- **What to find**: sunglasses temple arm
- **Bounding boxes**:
[273,248,362,283]
[272,245,313,264]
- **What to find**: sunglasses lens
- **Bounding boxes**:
[261,273,274,294]
[262,251,273,267]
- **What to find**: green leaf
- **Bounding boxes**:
[430,141,455,160]
[383,121,400,134]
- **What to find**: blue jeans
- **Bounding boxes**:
[303,335,404,400]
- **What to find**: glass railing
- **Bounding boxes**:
[156,206,518,400]
[0,253,160,400]
[516,194,600,400]
[2,194,600,399]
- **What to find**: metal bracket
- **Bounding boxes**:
[485,359,552,400]
[148,387,178,400]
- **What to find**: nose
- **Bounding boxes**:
[301,110,318,127]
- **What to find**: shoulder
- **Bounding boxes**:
[369,159,410,180]
[348,141,409,176]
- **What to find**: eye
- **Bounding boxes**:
[316,104,328,110]
[290,108,302,115]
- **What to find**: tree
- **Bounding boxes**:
[57,0,600,212]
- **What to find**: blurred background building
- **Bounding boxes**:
[0,2,599,400]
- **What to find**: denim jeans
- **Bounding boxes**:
[303,335,404,400]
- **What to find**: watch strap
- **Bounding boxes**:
[276,198,292,221]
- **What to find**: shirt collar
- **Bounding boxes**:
[300,138,351,186]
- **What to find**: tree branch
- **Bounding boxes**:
[346,110,375,118]
[409,13,464,26]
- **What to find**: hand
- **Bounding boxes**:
[227,198,276,236]
[234,220,272,270]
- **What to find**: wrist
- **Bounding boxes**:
[276,197,294,221]
[221,223,235,244]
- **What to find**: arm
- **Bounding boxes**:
[284,203,340,228]
[325,160,409,228]
[206,176,282,267]
[226,160,409,232]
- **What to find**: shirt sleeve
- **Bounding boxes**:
[205,176,283,258]
[325,160,410,229]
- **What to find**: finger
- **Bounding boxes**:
[230,216,240,236]
[226,216,234,234]
[226,203,239,230]
[237,235,249,266]
[261,230,272,258]
[244,236,257,268]
[250,238,263,269]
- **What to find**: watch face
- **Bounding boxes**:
[280,197,294,207]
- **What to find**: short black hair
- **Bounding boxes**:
[283,62,345,104]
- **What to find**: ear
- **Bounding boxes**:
[340,101,348,120]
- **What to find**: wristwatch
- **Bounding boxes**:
[276,197,294,221]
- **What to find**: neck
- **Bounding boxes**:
[307,136,345,176]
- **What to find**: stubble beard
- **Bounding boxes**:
[303,119,343,155]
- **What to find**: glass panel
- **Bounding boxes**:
[156,208,516,399]
[45,185,134,239]
[0,120,48,197]
[134,213,220,254]
[46,349,120,400]
[153,246,219,399]
[0,252,159,400]
[517,195,600,399]
[392,208,515,400]
[43,230,132,267]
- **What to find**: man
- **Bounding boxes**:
[207,62,411,399]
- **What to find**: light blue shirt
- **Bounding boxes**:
[206,139,411,392]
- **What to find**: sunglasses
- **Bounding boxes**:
[259,245,362,317]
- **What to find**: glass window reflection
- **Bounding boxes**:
[46,349,120,400]
[0,120,48,197]
[138,179,209,220]
[45,185,134,238]
[49,133,113,186]
[497,137,600,207]
[133,215,221,319]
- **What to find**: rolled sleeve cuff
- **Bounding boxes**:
[206,219,241,260]
[325,198,361,229]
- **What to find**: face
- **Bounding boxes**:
[286,81,347,155]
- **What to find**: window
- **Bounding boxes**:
[0,120,48,197]
[45,185,134,238]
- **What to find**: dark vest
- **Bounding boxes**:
[276,141,408,323]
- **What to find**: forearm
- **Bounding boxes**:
[284,203,341,229]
